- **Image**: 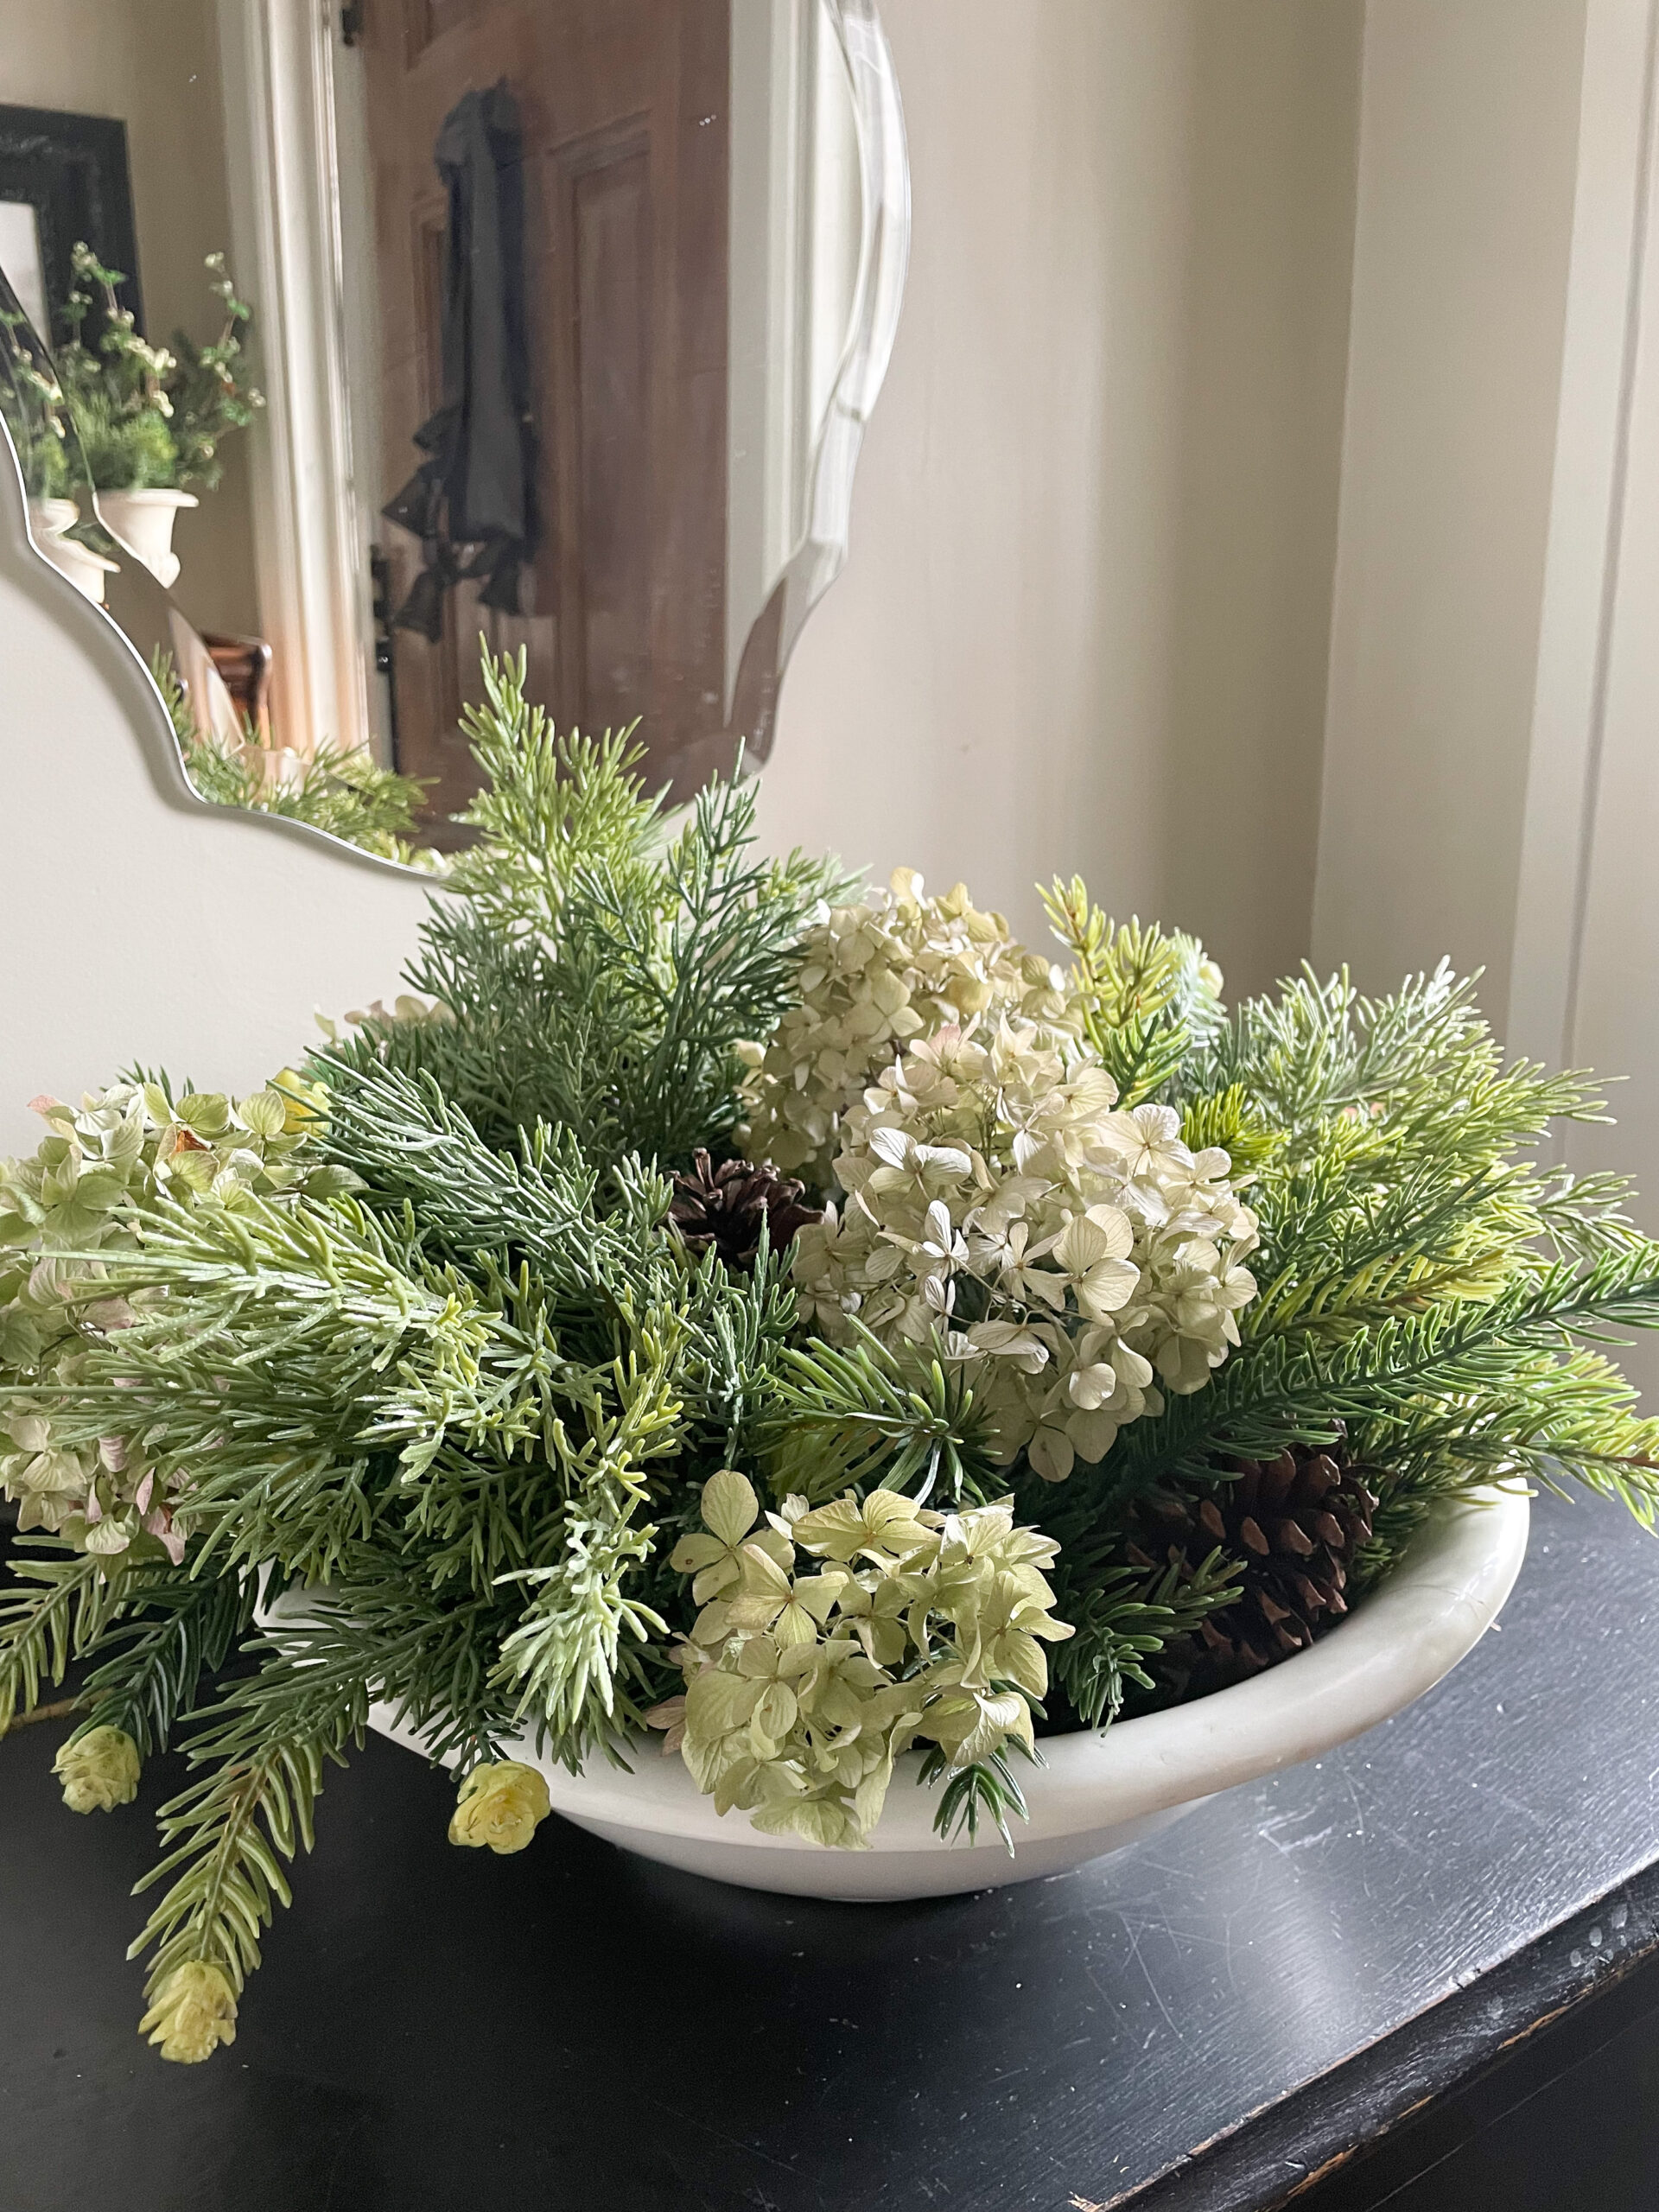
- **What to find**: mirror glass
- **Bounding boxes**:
[0,1,906,856]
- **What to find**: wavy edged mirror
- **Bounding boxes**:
[0,0,908,871]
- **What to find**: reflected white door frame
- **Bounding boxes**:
[217,0,373,765]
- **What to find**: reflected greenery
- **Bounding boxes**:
[150,650,442,870]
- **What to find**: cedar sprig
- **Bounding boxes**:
[327,647,847,1171]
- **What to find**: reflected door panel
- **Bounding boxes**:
[361,0,733,823]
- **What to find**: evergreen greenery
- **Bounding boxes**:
[6,643,1659,2062]
[321,647,849,1166]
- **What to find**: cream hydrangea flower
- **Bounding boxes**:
[651,1478,1073,1849]
[740,869,1077,1188]
[54,1725,141,1813]
[796,1018,1258,1478]
[447,1759,552,1853]
[139,1961,238,2063]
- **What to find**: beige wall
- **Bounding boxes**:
[1313,0,1591,1011]
[755,0,1363,999]
[0,0,260,640]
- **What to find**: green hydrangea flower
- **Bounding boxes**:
[648,1472,1072,1848]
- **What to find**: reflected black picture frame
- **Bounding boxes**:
[0,105,142,346]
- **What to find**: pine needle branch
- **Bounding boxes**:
[129,1654,366,2001]
[0,1546,109,1733]
[760,1327,1001,1507]
[74,1562,256,1758]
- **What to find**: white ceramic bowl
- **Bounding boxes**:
[368,1486,1530,1903]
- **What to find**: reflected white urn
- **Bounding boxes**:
[27,498,120,604]
[97,486,198,590]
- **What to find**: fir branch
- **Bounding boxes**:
[572,766,847,1161]
[920,1741,1035,1853]
[493,1499,665,1764]
[675,1235,799,1462]
[74,1560,256,1758]
[308,1057,670,1319]
[1096,1245,1659,1510]
[1048,1548,1243,1729]
[330,645,847,1173]
[129,1649,367,2001]
[491,1318,684,1759]
[1179,1082,1284,1183]
[1042,882,1222,1106]
[265,1560,524,1771]
[53,1187,494,1581]
[0,1545,108,1732]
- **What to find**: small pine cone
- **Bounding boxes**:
[668,1149,822,1271]
[1131,1436,1379,1697]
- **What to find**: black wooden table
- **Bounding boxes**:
[4,1483,1659,2212]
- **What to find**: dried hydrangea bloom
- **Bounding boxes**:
[647,1472,1073,1849]
[739,868,1077,1190]
[0,1074,342,1555]
[791,1021,1259,1479]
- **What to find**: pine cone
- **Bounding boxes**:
[668,1150,822,1270]
[1131,1436,1379,1696]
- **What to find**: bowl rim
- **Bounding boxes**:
[365,1484,1531,1859]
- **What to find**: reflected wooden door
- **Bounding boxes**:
[359,0,731,826]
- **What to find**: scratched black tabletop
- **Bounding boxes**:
[4,1482,1659,2212]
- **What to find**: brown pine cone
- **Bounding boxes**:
[668,1150,822,1270]
[1130,1436,1379,1697]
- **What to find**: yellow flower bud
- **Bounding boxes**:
[53,1725,141,1814]
[139,1961,238,2063]
[447,1759,550,1855]
[271,1068,327,1135]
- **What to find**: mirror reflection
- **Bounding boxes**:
[0,251,439,866]
[0,1,905,856]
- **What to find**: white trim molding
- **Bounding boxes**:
[217,0,372,760]
[1506,0,1659,1071]
[1314,0,1659,1050]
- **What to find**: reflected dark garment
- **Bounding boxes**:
[384,80,535,639]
